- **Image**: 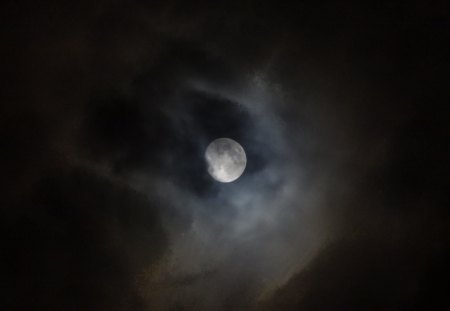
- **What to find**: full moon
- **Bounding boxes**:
[205,138,247,183]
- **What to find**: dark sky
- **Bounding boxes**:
[2,1,450,310]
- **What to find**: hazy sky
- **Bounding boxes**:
[2,1,449,310]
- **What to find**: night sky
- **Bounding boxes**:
[2,1,450,310]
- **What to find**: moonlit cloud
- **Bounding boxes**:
[3,1,449,310]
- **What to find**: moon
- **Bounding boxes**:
[205,138,247,183]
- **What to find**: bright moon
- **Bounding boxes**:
[205,138,247,183]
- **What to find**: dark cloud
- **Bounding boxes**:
[2,168,167,310]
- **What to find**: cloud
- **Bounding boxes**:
[3,1,449,310]
[1,168,167,310]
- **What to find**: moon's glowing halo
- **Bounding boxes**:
[205,138,247,183]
